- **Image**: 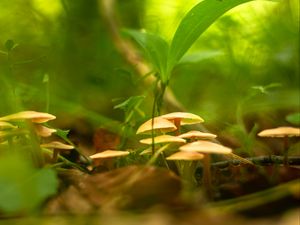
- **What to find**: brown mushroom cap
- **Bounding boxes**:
[178,130,217,140]
[40,141,74,150]
[166,151,204,161]
[160,112,204,125]
[90,150,130,159]
[136,117,177,134]
[258,126,300,138]
[0,111,56,123]
[179,140,232,154]
[0,121,17,130]
[140,135,186,145]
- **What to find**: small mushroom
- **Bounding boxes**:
[34,124,57,137]
[258,126,300,165]
[178,130,217,140]
[166,151,204,161]
[180,140,232,198]
[140,135,186,145]
[0,111,56,123]
[89,150,130,170]
[136,117,177,134]
[160,112,204,135]
[40,141,74,162]
[166,151,204,189]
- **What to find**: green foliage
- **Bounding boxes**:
[0,153,58,214]
[286,113,300,126]
[167,0,253,74]
[124,29,169,82]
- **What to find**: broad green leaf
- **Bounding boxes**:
[178,50,223,64]
[286,113,300,125]
[168,0,255,74]
[0,153,58,214]
[123,29,169,83]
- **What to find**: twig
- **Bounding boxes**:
[211,155,300,169]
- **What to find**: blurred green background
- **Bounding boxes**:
[0,0,299,136]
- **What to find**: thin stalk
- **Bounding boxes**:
[147,143,171,166]
[283,136,289,165]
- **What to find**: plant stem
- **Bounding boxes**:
[283,136,289,165]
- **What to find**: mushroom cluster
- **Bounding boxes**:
[0,111,74,163]
[136,112,233,196]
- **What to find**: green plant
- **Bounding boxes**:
[125,0,277,116]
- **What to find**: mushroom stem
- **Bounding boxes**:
[202,153,213,198]
[283,136,289,166]
[174,118,181,135]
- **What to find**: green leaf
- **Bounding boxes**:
[286,113,300,125]
[168,0,255,73]
[178,50,223,64]
[55,128,70,140]
[123,29,169,83]
[114,95,145,112]
[0,153,58,214]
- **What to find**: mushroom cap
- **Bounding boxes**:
[136,117,177,134]
[160,112,204,125]
[179,140,232,154]
[0,111,56,123]
[258,126,300,138]
[90,150,130,159]
[34,125,57,137]
[166,151,204,161]
[0,121,17,130]
[140,135,186,145]
[40,141,74,150]
[178,130,217,140]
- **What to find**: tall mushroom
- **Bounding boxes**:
[258,126,300,165]
[136,117,177,135]
[160,112,204,135]
[179,140,232,198]
[166,151,204,189]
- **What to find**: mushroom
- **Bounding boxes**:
[140,135,186,145]
[136,117,177,134]
[40,141,74,162]
[0,111,56,123]
[179,140,232,198]
[166,151,204,188]
[160,112,204,135]
[89,150,130,170]
[258,126,300,165]
[178,130,217,140]
[34,124,57,137]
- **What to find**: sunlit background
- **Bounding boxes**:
[0,0,299,136]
